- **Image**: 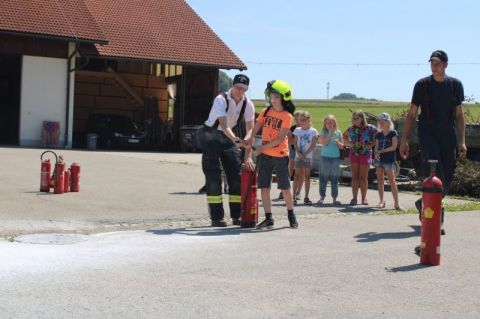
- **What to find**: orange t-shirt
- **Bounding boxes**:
[257,107,292,157]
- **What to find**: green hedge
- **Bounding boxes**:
[450,160,480,198]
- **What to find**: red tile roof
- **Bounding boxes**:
[0,0,107,44]
[0,0,245,69]
[82,0,246,69]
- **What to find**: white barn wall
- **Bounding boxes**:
[20,55,67,147]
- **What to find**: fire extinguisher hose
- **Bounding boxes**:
[41,150,58,163]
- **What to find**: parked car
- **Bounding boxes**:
[86,114,145,150]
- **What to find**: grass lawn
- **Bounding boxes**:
[253,99,480,132]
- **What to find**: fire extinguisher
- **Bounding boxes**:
[420,160,443,266]
[64,169,71,192]
[53,158,66,194]
[70,163,81,192]
[40,151,58,192]
[240,164,258,228]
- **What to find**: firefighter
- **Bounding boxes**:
[202,74,255,227]
[400,49,467,237]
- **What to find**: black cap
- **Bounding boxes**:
[429,50,448,63]
[233,74,249,89]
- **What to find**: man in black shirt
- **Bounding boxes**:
[400,50,467,236]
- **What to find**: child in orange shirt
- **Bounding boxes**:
[249,80,298,229]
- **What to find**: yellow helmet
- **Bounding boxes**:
[264,80,295,114]
[264,80,293,102]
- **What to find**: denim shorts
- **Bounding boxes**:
[295,158,313,169]
[257,154,290,190]
[374,160,396,170]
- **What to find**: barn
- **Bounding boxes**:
[0,0,245,149]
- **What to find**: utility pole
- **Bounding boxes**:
[326,82,330,99]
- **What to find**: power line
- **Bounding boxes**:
[245,61,480,66]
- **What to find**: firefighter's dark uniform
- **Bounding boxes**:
[412,75,464,197]
[202,91,254,222]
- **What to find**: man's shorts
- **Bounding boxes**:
[257,154,290,190]
[295,158,313,169]
[374,160,396,170]
[349,154,372,166]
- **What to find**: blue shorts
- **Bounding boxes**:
[374,160,396,170]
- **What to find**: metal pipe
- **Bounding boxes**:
[65,42,78,148]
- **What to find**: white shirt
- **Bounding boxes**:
[293,127,319,160]
[204,89,255,130]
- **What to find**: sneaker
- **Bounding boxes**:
[288,212,298,229]
[293,199,298,205]
[415,198,422,221]
[232,218,241,226]
[211,219,228,227]
[257,218,274,229]
[304,198,312,205]
[441,228,446,235]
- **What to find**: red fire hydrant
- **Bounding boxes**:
[420,160,443,266]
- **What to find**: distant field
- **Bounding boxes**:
[253,99,480,131]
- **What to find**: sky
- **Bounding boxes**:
[186,0,479,102]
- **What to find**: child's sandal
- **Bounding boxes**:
[376,201,386,209]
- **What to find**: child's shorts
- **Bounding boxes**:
[349,154,372,166]
[257,154,290,190]
[295,158,313,169]
[374,160,396,170]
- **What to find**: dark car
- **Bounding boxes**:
[86,114,145,149]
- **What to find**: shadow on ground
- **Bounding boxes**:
[339,206,379,214]
[147,226,290,237]
[355,225,421,242]
[385,263,432,273]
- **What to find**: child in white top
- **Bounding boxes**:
[292,111,318,205]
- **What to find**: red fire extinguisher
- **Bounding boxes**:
[53,160,66,194]
[40,151,58,192]
[420,160,443,266]
[240,164,258,228]
[64,169,71,192]
[40,157,52,192]
[70,163,81,192]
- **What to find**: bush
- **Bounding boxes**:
[450,160,480,198]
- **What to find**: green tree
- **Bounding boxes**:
[218,71,232,93]
[332,93,358,100]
